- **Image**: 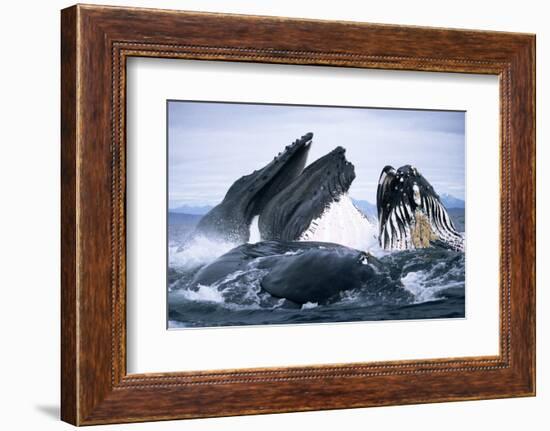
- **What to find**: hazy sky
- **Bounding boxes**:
[168,101,465,209]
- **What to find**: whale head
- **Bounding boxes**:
[377,165,464,252]
[194,133,313,242]
[259,146,356,241]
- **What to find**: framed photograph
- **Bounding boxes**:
[165,101,467,329]
[61,4,535,425]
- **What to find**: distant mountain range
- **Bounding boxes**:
[440,194,465,209]
[169,194,465,217]
[346,194,465,218]
[169,204,214,215]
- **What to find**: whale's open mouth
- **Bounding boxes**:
[194,133,312,242]
[377,165,464,252]
[259,146,359,242]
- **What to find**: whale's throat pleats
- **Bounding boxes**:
[377,165,465,252]
[299,195,378,251]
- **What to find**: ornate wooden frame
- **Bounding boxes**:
[61,4,535,425]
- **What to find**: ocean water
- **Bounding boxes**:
[167,211,465,328]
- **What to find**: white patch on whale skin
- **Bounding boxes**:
[248,215,262,243]
[299,194,378,252]
[413,184,421,205]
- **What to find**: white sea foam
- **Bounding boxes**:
[168,320,188,329]
[169,235,237,270]
[299,194,379,252]
[338,289,361,303]
[401,265,462,303]
[401,271,432,302]
[179,284,225,303]
[176,267,288,311]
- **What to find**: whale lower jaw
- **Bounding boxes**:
[383,228,465,253]
[299,194,378,252]
[380,207,465,253]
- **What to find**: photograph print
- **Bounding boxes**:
[167,101,466,328]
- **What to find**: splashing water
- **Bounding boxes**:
[168,207,465,328]
[169,235,238,271]
[401,265,465,303]
[177,284,225,303]
[248,215,262,243]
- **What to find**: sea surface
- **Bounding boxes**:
[167,211,465,328]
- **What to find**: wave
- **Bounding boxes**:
[398,252,465,303]
[177,283,225,303]
[171,264,287,311]
[170,244,464,311]
[168,217,465,326]
[168,320,189,329]
[401,272,463,303]
[169,234,238,271]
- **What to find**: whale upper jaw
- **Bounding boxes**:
[376,165,464,252]
[244,132,313,217]
[194,133,312,243]
[258,146,358,242]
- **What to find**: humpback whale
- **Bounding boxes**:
[191,241,411,305]
[181,134,466,305]
[258,147,378,250]
[377,165,464,252]
[193,133,313,243]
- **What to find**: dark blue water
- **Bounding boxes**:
[167,212,465,328]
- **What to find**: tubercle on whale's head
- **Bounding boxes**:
[221,132,313,216]
[377,164,426,220]
[260,132,312,178]
[301,146,356,199]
